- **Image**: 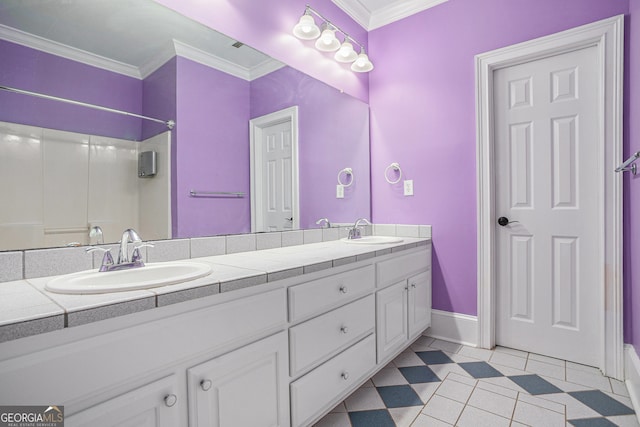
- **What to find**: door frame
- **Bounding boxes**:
[249,106,300,232]
[475,15,624,378]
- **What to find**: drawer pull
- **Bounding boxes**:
[339,285,348,294]
[200,379,212,391]
[340,325,349,334]
[341,371,350,380]
[164,394,178,407]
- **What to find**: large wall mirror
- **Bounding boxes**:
[0,0,371,251]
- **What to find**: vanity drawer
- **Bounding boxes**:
[376,246,431,289]
[289,295,374,377]
[290,334,376,427]
[288,265,374,322]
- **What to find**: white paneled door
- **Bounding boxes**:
[494,46,601,366]
[261,120,294,232]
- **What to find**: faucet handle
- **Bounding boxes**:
[131,243,154,264]
[86,247,114,271]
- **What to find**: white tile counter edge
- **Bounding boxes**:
[0,236,431,343]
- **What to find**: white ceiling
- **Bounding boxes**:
[0,0,282,80]
[332,0,449,30]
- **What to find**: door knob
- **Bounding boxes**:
[285,217,293,221]
[498,217,519,226]
[498,217,509,226]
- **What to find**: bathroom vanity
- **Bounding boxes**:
[0,238,431,427]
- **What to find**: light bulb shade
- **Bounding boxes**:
[315,28,340,52]
[351,52,374,72]
[293,14,320,40]
[334,41,357,63]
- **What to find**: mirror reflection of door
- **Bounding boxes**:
[250,107,299,232]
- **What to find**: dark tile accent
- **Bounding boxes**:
[508,375,563,395]
[376,385,423,408]
[399,366,440,384]
[416,350,454,365]
[568,418,617,427]
[348,409,395,427]
[568,390,635,416]
[458,361,504,379]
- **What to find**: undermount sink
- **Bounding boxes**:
[340,236,404,245]
[45,261,213,294]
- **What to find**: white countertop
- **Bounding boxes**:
[0,237,429,343]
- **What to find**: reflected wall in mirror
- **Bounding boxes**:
[0,0,371,251]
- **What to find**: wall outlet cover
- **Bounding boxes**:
[336,184,344,198]
[404,180,414,196]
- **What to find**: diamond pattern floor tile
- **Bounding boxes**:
[568,417,618,426]
[508,374,564,395]
[348,409,396,427]
[458,361,504,378]
[569,390,636,416]
[398,365,440,384]
[377,385,423,408]
[415,350,453,365]
[312,337,636,427]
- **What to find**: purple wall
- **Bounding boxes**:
[142,58,178,233]
[174,57,251,238]
[0,40,142,140]
[250,66,370,229]
[626,1,640,353]
[368,0,629,316]
[153,0,369,104]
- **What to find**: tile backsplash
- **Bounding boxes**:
[0,224,431,283]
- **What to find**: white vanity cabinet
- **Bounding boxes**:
[66,375,180,427]
[187,331,289,427]
[375,247,432,364]
[0,240,432,427]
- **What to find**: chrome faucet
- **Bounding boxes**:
[316,218,331,228]
[86,228,153,272]
[348,218,371,239]
[89,225,104,245]
[118,228,142,264]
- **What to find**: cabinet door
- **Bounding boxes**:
[188,332,289,427]
[376,280,408,363]
[66,375,179,427]
[408,270,432,340]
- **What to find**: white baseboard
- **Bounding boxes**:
[428,309,478,347]
[624,344,640,423]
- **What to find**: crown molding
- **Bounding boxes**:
[249,59,286,81]
[1,24,286,83]
[331,0,372,30]
[332,0,449,31]
[0,24,141,79]
[172,39,254,81]
[369,0,448,30]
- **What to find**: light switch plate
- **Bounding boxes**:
[336,184,344,198]
[404,180,414,196]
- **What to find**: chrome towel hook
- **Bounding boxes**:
[615,152,639,175]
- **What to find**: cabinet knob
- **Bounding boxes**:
[339,285,348,294]
[340,325,349,334]
[200,379,212,391]
[411,283,417,288]
[164,394,177,407]
[341,371,350,380]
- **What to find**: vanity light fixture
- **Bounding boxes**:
[293,11,321,40]
[335,38,358,63]
[351,48,374,73]
[293,5,373,73]
[315,23,341,52]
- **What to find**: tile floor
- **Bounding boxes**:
[314,336,638,427]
